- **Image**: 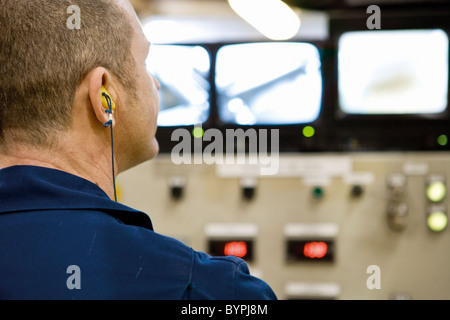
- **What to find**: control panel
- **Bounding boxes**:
[118,152,450,300]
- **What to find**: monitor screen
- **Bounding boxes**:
[146,45,210,127]
[338,29,449,115]
[215,42,323,125]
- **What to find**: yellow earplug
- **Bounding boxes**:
[101,85,116,111]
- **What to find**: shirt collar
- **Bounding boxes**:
[0,165,153,230]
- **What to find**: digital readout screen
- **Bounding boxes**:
[208,240,254,262]
[286,240,335,262]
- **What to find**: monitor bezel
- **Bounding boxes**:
[328,6,450,151]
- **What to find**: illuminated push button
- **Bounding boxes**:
[427,210,448,232]
[426,180,447,203]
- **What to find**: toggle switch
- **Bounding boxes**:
[387,173,407,200]
[387,201,408,232]
[169,176,186,201]
[350,185,364,198]
[386,174,408,231]
[240,178,258,201]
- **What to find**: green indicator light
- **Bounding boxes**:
[312,187,324,200]
[303,126,315,138]
[427,211,448,232]
[438,135,448,146]
[192,127,205,139]
[426,181,447,203]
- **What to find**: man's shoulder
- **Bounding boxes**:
[186,251,277,300]
[74,212,278,300]
[0,209,277,299]
[120,228,277,300]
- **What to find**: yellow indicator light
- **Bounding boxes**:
[427,211,448,232]
[426,181,447,203]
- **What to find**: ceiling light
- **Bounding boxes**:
[228,0,301,40]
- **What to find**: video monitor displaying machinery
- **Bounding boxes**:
[328,6,450,152]
[215,42,323,126]
[338,29,448,116]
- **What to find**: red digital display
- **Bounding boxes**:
[303,241,328,259]
[287,240,334,262]
[224,241,248,258]
[209,240,254,262]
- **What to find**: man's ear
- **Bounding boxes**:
[88,68,117,127]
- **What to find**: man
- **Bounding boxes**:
[0,0,277,300]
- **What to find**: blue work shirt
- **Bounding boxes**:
[0,166,277,300]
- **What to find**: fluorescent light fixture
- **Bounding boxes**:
[228,0,301,40]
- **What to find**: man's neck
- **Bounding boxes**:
[0,142,116,200]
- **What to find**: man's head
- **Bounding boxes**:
[0,0,160,172]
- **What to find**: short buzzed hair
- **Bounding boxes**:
[0,0,136,147]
